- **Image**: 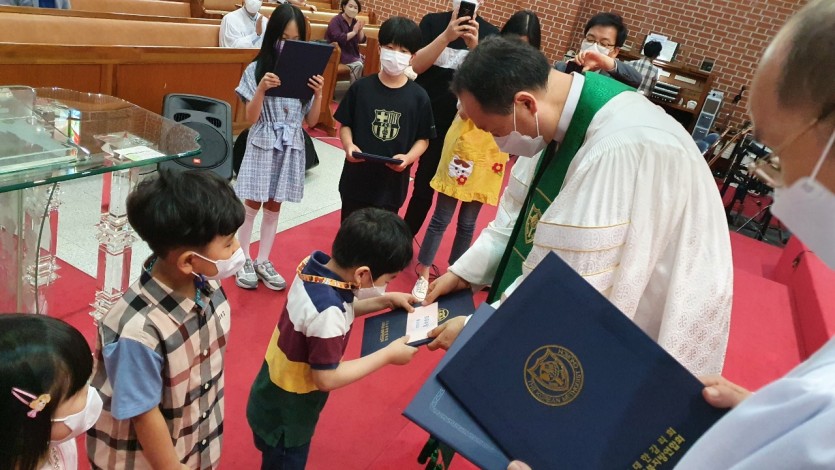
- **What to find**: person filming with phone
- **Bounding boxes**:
[401,0,500,239]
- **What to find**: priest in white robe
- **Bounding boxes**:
[219,0,268,49]
[425,37,733,376]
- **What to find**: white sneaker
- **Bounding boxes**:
[235,259,258,289]
[412,276,429,302]
[254,260,286,291]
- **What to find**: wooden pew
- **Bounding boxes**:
[258,6,372,25]
[72,0,191,17]
[0,12,337,135]
[0,4,220,24]
[205,0,331,14]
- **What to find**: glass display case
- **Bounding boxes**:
[0,86,200,318]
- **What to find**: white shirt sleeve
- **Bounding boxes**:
[448,153,540,287]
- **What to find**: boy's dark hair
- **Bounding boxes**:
[501,10,542,50]
[0,314,93,470]
[254,3,307,84]
[332,208,413,277]
[378,16,422,55]
[584,12,628,48]
[339,0,361,13]
[127,169,245,258]
[643,40,662,59]
[452,36,550,115]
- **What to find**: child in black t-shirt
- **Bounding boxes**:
[334,16,436,222]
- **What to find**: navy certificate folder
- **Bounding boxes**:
[437,253,727,469]
[360,289,475,357]
[267,40,334,100]
[403,303,511,470]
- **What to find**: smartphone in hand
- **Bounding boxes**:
[457,0,476,19]
[564,60,584,74]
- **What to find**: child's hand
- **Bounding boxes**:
[308,74,325,98]
[345,143,363,163]
[385,154,412,172]
[383,292,418,312]
[258,72,280,92]
[384,336,418,365]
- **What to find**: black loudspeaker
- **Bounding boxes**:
[160,94,233,179]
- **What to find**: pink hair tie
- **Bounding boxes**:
[11,387,51,418]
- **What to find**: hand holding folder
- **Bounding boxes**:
[265,40,334,100]
[411,253,726,469]
[360,289,475,357]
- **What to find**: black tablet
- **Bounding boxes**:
[352,151,403,165]
[266,40,334,100]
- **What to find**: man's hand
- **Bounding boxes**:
[442,10,476,44]
[461,18,480,49]
[384,336,418,365]
[383,292,418,312]
[307,74,325,98]
[256,15,263,36]
[258,72,280,92]
[573,49,616,73]
[700,375,752,409]
[385,154,413,172]
[426,315,466,351]
[423,271,470,304]
[345,143,363,163]
[508,462,532,470]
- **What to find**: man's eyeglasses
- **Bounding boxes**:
[748,104,835,188]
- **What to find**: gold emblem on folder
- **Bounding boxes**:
[524,204,542,244]
[524,345,584,406]
[438,308,449,322]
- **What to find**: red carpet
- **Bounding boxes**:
[219,169,500,468]
[41,162,833,468]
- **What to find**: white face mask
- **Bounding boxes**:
[353,270,388,300]
[51,386,103,444]
[243,0,262,16]
[493,104,547,157]
[580,40,612,56]
[192,247,247,281]
[343,2,358,18]
[771,128,835,270]
[380,48,411,76]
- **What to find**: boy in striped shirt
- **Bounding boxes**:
[246,208,419,469]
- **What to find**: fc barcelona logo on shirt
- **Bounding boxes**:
[372,109,401,142]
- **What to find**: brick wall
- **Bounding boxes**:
[574,0,807,126]
[363,0,807,126]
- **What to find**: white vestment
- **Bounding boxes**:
[451,76,733,375]
[676,336,835,468]
[219,8,268,48]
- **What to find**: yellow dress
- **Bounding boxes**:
[429,115,509,206]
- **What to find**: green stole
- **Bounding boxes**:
[487,73,633,303]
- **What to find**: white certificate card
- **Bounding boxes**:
[406,302,439,343]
